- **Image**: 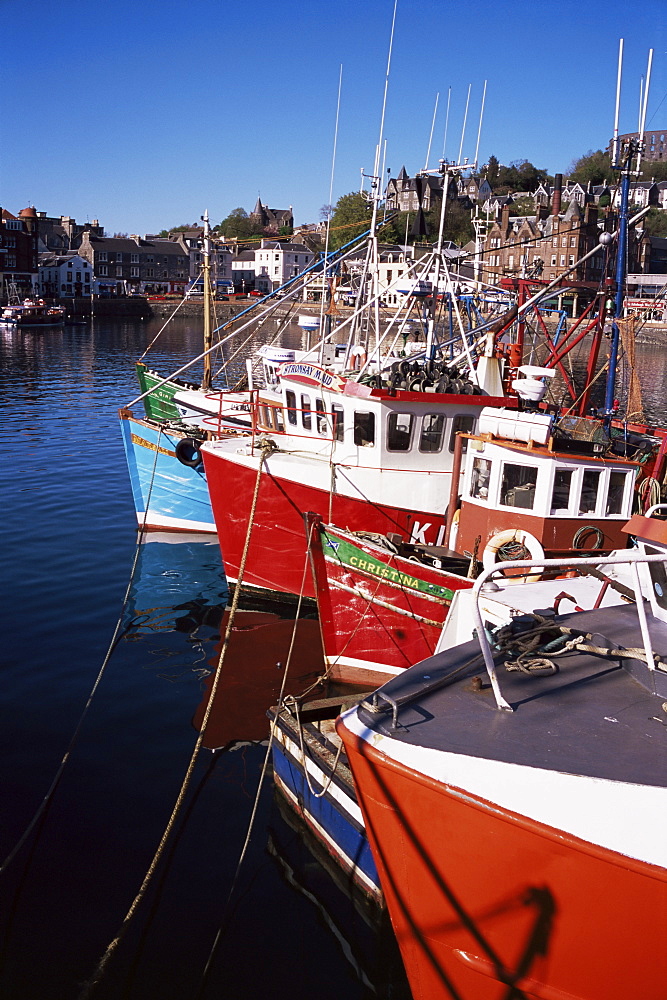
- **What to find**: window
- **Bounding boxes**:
[285,390,297,425]
[570,236,576,248]
[146,268,154,277]
[552,237,558,248]
[6,255,16,267]
[449,414,475,453]
[315,399,327,435]
[131,254,139,264]
[607,471,628,515]
[500,463,538,509]
[561,237,567,248]
[100,265,108,276]
[116,266,123,277]
[551,469,573,512]
[419,413,445,452]
[84,273,90,283]
[470,458,491,500]
[99,252,107,262]
[331,403,344,442]
[551,255,557,266]
[130,266,139,277]
[117,253,123,263]
[301,394,311,430]
[353,411,375,447]
[569,256,575,267]
[580,470,601,514]
[387,412,414,451]
[560,255,566,267]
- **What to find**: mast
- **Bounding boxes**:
[201,210,213,392]
[604,44,653,417]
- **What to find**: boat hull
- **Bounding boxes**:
[269,707,382,904]
[119,412,216,532]
[310,521,472,683]
[338,723,667,1000]
[202,447,450,598]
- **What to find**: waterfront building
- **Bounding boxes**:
[0,208,38,299]
[38,252,92,298]
[78,233,190,296]
[253,240,314,293]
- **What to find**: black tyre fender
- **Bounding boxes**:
[175,437,203,468]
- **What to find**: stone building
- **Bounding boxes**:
[78,233,190,295]
[250,197,293,233]
[480,176,606,308]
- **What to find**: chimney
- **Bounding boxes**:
[552,174,563,217]
[500,203,511,231]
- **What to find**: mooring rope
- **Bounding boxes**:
[78,440,274,999]
[0,426,165,878]
[195,514,317,998]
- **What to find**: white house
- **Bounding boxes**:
[231,249,256,292]
[38,252,92,298]
[253,240,314,293]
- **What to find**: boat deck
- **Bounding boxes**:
[357,603,667,788]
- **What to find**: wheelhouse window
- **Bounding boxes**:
[315,398,327,435]
[580,470,601,514]
[285,390,297,425]
[419,413,445,453]
[331,403,344,442]
[449,414,475,453]
[301,394,311,430]
[500,463,538,509]
[387,412,414,451]
[606,470,628,515]
[551,469,573,513]
[354,411,375,447]
[470,458,491,501]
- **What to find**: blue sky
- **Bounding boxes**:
[2,0,665,236]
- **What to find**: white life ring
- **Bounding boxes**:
[482,529,544,583]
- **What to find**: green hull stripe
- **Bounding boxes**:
[322,531,455,601]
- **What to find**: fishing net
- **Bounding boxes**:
[616,315,644,422]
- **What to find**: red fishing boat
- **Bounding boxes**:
[305,398,652,682]
[337,522,667,1000]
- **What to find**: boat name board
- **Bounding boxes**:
[279,362,346,393]
[323,532,455,601]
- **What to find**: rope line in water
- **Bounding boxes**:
[195,509,317,997]
[78,439,275,999]
[0,426,165,878]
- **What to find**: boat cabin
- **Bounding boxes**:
[455,406,640,560]
[254,361,512,477]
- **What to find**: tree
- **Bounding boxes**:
[485,155,499,188]
[328,192,372,249]
[216,208,262,241]
[156,224,196,237]
[568,149,612,186]
[642,207,667,238]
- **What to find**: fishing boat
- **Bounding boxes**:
[305,394,657,682]
[269,692,383,904]
[336,518,667,1000]
[0,298,66,328]
[268,541,641,911]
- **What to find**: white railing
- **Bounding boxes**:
[472,550,667,711]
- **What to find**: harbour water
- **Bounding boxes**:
[2,313,666,999]
[0,316,407,1000]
